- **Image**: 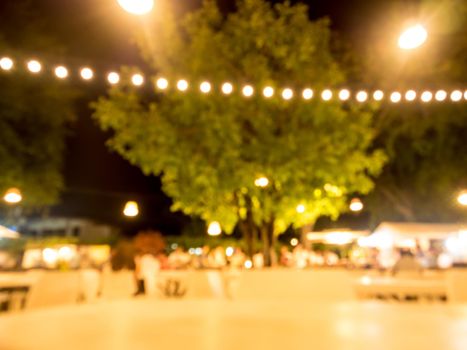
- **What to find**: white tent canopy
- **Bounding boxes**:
[0,225,20,239]
[359,222,467,249]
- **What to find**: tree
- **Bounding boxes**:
[93,0,385,264]
[0,1,76,208]
[356,0,467,223]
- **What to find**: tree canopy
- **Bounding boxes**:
[93,0,385,259]
[0,1,76,207]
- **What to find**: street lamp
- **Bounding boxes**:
[458,191,467,206]
[398,24,428,50]
[117,0,154,15]
[123,201,139,217]
[3,188,22,204]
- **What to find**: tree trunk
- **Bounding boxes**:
[260,218,275,267]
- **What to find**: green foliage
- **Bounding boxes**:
[93,0,385,236]
[0,1,76,207]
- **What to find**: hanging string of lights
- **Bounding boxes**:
[1,56,466,103]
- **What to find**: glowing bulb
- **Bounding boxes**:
[450,90,462,102]
[464,90,467,100]
[349,198,364,212]
[373,90,384,101]
[80,67,93,80]
[338,89,350,101]
[242,85,254,97]
[123,201,139,217]
[356,91,368,102]
[398,24,428,50]
[0,57,14,70]
[221,82,233,95]
[200,81,211,93]
[458,191,467,206]
[54,66,68,79]
[290,238,299,246]
[263,86,274,98]
[156,77,169,90]
[321,89,332,101]
[58,246,73,261]
[225,246,234,257]
[254,176,269,187]
[177,79,188,91]
[3,188,22,204]
[302,88,313,100]
[42,248,58,266]
[107,72,120,85]
[207,221,221,236]
[390,92,402,103]
[421,91,432,102]
[282,88,293,100]
[131,73,144,86]
[405,90,416,101]
[296,204,305,213]
[117,0,154,15]
[435,90,447,101]
[244,260,253,269]
[27,60,42,73]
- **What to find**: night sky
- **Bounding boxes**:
[0,0,414,235]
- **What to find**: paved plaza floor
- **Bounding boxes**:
[1,299,467,350]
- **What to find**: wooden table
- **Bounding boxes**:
[0,275,34,311]
[1,299,467,350]
[354,276,447,301]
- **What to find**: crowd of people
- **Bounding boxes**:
[155,244,344,270]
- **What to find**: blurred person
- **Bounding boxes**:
[211,246,227,269]
[279,246,293,267]
[134,253,160,296]
[325,251,339,266]
[252,251,264,268]
[230,248,246,269]
[392,249,423,277]
[168,247,191,269]
[293,244,308,268]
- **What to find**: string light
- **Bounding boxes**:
[107,72,120,85]
[405,90,416,101]
[54,66,68,79]
[356,91,368,102]
[80,67,93,80]
[302,88,313,100]
[435,90,447,101]
[450,90,462,102]
[421,91,433,102]
[131,73,144,86]
[0,57,14,70]
[282,88,293,100]
[242,85,254,97]
[200,81,211,93]
[373,90,384,101]
[221,82,233,95]
[338,89,350,101]
[390,91,402,103]
[156,77,168,90]
[177,79,188,91]
[321,89,332,101]
[27,60,42,73]
[263,86,274,98]
[0,56,465,105]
